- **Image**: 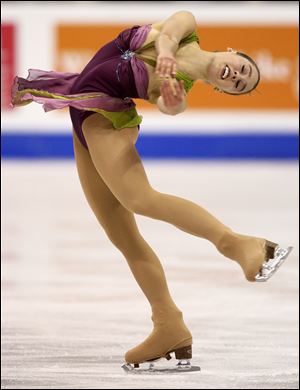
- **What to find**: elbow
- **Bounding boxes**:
[175,10,197,27]
[177,10,196,18]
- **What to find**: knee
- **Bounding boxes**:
[103,223,139,254]
[121,189,157,216]
[105,229,129,252]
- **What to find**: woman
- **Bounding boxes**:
[11,10,292,371]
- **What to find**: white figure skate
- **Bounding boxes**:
[122,344,200,374]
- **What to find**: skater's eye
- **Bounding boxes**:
[235,80,246,92]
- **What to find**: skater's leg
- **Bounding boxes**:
[82,114,229,245]
[73,130,191,363]
[73,129,178,308]
[82,114,271,281]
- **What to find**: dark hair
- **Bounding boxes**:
[222,52,260,96]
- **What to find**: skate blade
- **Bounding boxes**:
[255,246,293,282]
[122,359,200,374]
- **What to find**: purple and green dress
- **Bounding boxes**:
[11,24,199,149]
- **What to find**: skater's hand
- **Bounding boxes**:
[160,78,186,112]
[155,53,177,78]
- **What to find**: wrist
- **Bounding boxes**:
[156,33,178,56]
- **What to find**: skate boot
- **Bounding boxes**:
[122,307,200,373]
[217,231,293,282]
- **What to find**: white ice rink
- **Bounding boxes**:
[1,160,299,389]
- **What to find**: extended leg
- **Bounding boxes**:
[82,114,229,245]
[82,114,275,281]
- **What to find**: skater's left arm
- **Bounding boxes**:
[155,10,197,78]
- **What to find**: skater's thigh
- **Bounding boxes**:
[72,129,140,237]
[81,113,155,212]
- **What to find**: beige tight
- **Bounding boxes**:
[76,113,269,293]
[80,114,230,244]
[74,113,269,362]
[73,120,178,311]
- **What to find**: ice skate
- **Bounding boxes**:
[255,243,293,282]
[217,232,293,282]
[122,343,200,374]
[122,348,200,373]
[121,308,200,373]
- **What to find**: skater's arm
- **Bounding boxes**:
[155,11,197,78]
[155,10,197,58]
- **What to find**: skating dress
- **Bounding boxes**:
[11,24,199,149]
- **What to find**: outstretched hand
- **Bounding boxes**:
[160,78,185,109]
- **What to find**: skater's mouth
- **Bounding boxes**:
[221,64,230,80]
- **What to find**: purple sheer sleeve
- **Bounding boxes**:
[11,69,135,112]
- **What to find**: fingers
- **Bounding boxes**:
[168,78,177,96]
[175,79,185,96]
[161,81,172,107]
[166,79,184,97]
[160,79,185,108]
[170,61,177,77]
[156,56,177,78]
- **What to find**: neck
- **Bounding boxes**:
[187,47,216,82]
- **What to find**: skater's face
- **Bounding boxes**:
[207,50,260,95]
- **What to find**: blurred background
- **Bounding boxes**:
[1,0,299,158]
[1,2,299,389]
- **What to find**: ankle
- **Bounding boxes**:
[151,305,182,322]
[149,306,192,342]
[216,230,242,261]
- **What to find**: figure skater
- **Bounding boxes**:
[11,10,292,372]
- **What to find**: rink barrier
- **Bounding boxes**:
[1,132,298,159]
